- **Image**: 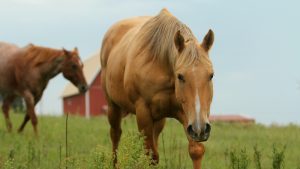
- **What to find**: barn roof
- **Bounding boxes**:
[61,52,100,98]
[209,114,255,123]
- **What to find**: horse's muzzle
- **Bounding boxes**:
[78,84,88,93]
[187,123,211,142]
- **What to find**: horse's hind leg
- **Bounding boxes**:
[18,91,38,135]
[107,104,122,165]
[1,95,15,132]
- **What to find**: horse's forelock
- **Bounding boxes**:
[175,43,200,70]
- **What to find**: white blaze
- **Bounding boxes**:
[192,65,202,133]
[195,89,201,132]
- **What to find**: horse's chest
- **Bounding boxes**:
[150,92,178,120]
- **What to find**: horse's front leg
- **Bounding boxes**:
[18,90,38,135]
[18,114,30,133]
[107,105,122,166]
[176,112,205,169]
[153,118,166,151]
[188,139,205,169]
[135,99,159,163]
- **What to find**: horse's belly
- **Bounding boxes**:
[0,84,17,97]
[0,49,18,94]
[0,72,15,94]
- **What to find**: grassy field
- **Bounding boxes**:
[0,113,300,169]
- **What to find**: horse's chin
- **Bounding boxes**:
[189,133,210,142]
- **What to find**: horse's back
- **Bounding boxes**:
[100,16,150,68]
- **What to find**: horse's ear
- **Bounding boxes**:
[73,47,79,54]
[62,48,71,57]
[63,48,68,54]
[201,29,214,52]
[174,30,185,53]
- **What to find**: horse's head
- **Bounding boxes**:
[174,29,214,142]
[61,48,88,93]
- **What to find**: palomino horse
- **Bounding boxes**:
[100,9,214,169]
[0,42,87,134]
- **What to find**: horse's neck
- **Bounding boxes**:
[40,56,64,80]
[22,49,65,84]
[32,56,64,97]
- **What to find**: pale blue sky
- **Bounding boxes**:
[0,0,299,125]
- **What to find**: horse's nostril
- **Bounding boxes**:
[187,125,193,135]
[205,123,211,133]
[80,85,87,92]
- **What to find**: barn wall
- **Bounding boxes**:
[89,72,107,116]
[63,72,108,117]
[63,94,86,116]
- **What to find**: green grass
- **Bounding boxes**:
[0,113,300,169]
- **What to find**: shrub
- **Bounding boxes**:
[253,145,262,169]
[272,144,286,169]
[3,158,14,169]
[226,148,249,169]
[89,132,157,169]
[89,145,114,169]
[117,132,157,169]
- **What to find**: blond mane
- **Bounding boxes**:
[135,9,200,70]
[23,45,63,67]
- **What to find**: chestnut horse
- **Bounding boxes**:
[100,9,214,169]
[0,42,87,135]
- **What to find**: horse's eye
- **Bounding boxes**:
[177,74,185,82]
[72,64,77,70]
[210,73,214,80]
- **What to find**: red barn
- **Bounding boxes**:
[61,52,107,118]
